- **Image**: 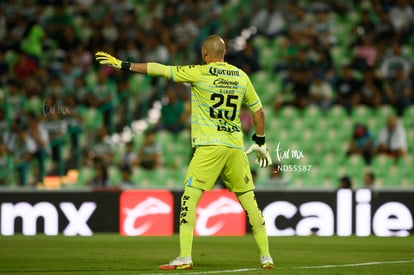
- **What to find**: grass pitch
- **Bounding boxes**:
[0,234,413,274]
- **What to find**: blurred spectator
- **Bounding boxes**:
[45,76,65,105]
[376,115,408,159]
[172,11,199,52]
[363,171,376,189]
[74,76,89,105]
[251,0,285,38]
[64,96,83,169]
[289,45,314,73]
[23,74,43,98]
[351,34,377,70]
[315,49,336,82]
[27,111,50,183]
[3,11,28,51]
[87,70,116,134]
[0,10,6,45]
[289,68,311,109]
[338,175,353,189]
[375,11,396,44]
[197,0,222,32]
[272,36,293,73]
[3,117,36,186]
[89,163,110,188]
[119,166,134,189]
[0,108,9,137]
[159,88,186,135]
[101,14,119,43]
[309,72,334,113]
[312,8,337,47]
[161,3,179,28]
[120,141,138,169]
[346,123,374,165]
[60,26,81,53]
[379,43,411,79]
[12,50,39,80]
[286,2,313,38]
[307,0,330,14]
[0,143,12,186]
[87,125,114,165]
[60,59,78,96]
[361,67,383,108]
[388,0,413,43]
[334,65,362,113]
[229,38,261,74]
[114,76,133,129]
[384,67,412,116]
[142,33,169,63]
[0,51,10,81]
[71,44,93,74]
[352,9,377,45]
[45,4,74,46]
[276,44,315,110]
[137,130,162,170]
[4,78,25,120]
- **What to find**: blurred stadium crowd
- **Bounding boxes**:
[0,0,413,189]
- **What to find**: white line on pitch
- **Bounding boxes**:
[141,268,260,275]
[288,259,414,269]
[141,259,414,274]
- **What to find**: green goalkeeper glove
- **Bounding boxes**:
[246,134,272,168]
[95,51,131,71]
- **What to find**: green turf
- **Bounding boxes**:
[0,234,413,274]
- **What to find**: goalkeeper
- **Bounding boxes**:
[95,35,273,270]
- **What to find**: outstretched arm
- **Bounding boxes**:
[95,51,171,78]
[130,63,148,74]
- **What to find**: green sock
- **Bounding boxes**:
[236,191,270,258]
[179,186,203,258]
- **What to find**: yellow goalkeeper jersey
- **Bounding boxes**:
[150,62,262,150]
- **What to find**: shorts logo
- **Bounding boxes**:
[120,190,173,236]
[195,189,245,236]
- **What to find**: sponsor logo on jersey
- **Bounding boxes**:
[209,67,240,77]
[216,120,240,133]
[213,78,239,88]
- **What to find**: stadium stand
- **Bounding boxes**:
[0,0,412,190]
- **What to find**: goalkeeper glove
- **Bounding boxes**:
[246,134,272,168]
[95,51,131,71]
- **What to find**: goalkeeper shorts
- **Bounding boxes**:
[184,145,255,192]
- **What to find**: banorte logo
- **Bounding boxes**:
[120,190,173,236]
[195,189,246,236]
